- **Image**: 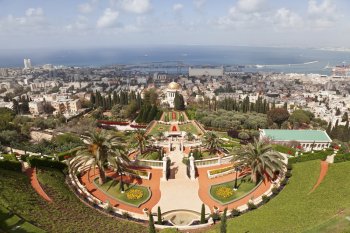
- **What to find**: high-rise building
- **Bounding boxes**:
[24,58,32,69]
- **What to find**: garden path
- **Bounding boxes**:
[157,145,210,213]
[25,167,52,202]
[309,160,329,194]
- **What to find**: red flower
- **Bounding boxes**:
[288,151,292,155]
[64,155,70,159]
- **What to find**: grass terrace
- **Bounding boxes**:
[148,122,169,136]
[178,122,201,135]
[94,178,151,207]
[209,176,256,204]
[207,160,350,233]
[0,168,146,233]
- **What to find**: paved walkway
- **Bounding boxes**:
[157,146,210,213]
[309,160,329,194]
[197,164,272,212]
[80,167,162,214]
[25,168,52,202]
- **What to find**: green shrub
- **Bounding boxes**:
[247,202,257,210]
[0,160,22,172]
[287,163,293,170]
[288,151,329,164]
[231,208,240,217]
[272,144,296,155]
[285,170,292,178]
[334,153,350,163]
[262,195,270,204]
[28,156,67,170]
[272,187,279,195]
[56,148,79,161]
[280,178,288,186]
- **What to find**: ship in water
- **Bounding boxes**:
[331,62,350,78]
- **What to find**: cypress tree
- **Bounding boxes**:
[157,206,162,225]
[220,208,227,233]
[148,213,156,233]
[200,203,206,224]
[326,121,332,135]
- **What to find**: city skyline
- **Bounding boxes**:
[0,0,349,49]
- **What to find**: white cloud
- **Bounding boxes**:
[274,8,303,28]
[237,0,266,13]
[0,7,46,32]
[96,8,119,28]
[120,0,151,14]
[66,15,89,31]
[308,0,336,15]
[193,0,206,9]
[173,4,184,12]
[307,0,338,28]
[78,3,93,14]
[25,8,44,17]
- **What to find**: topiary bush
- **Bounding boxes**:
[28,157,67,170]
[262,195,270,204]
[0,160,22,172]
[247,202,257,210]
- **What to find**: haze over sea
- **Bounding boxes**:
[1,46,350,74]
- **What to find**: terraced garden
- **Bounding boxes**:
[0,168,146,233]
[207,160,350,233]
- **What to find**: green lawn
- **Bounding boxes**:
[94,178,151,207]
[209,177,256,204]
[148,122,169,136]
[207,160,350,233]
[179,122,201,135]
[0,168,146,233]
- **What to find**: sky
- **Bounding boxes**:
[0,0,349,49]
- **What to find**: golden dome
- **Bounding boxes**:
[168,81,181,90]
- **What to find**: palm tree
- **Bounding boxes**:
[69,130,128,185]
[134,129,148,155]
[204,132,222,155]
[108,147,131,192]
[233,139,286,184]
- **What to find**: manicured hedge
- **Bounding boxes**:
[27,157,67,170]
[56,148,79,161]
[0,160,22,172]
[334,153,350,163]
[272,144,296,155]
[288,151,329,164]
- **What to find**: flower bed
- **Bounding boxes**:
[97,120,129,125]
[126,189,144,200]
[215,187,234,199]
[124,168,150,180]
[207,165,235,179]
[130,124,147,129]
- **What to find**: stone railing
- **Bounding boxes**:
[133,159,163,169]
[194,155,233,168]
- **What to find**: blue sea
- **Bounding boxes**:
[1,45,350,74]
